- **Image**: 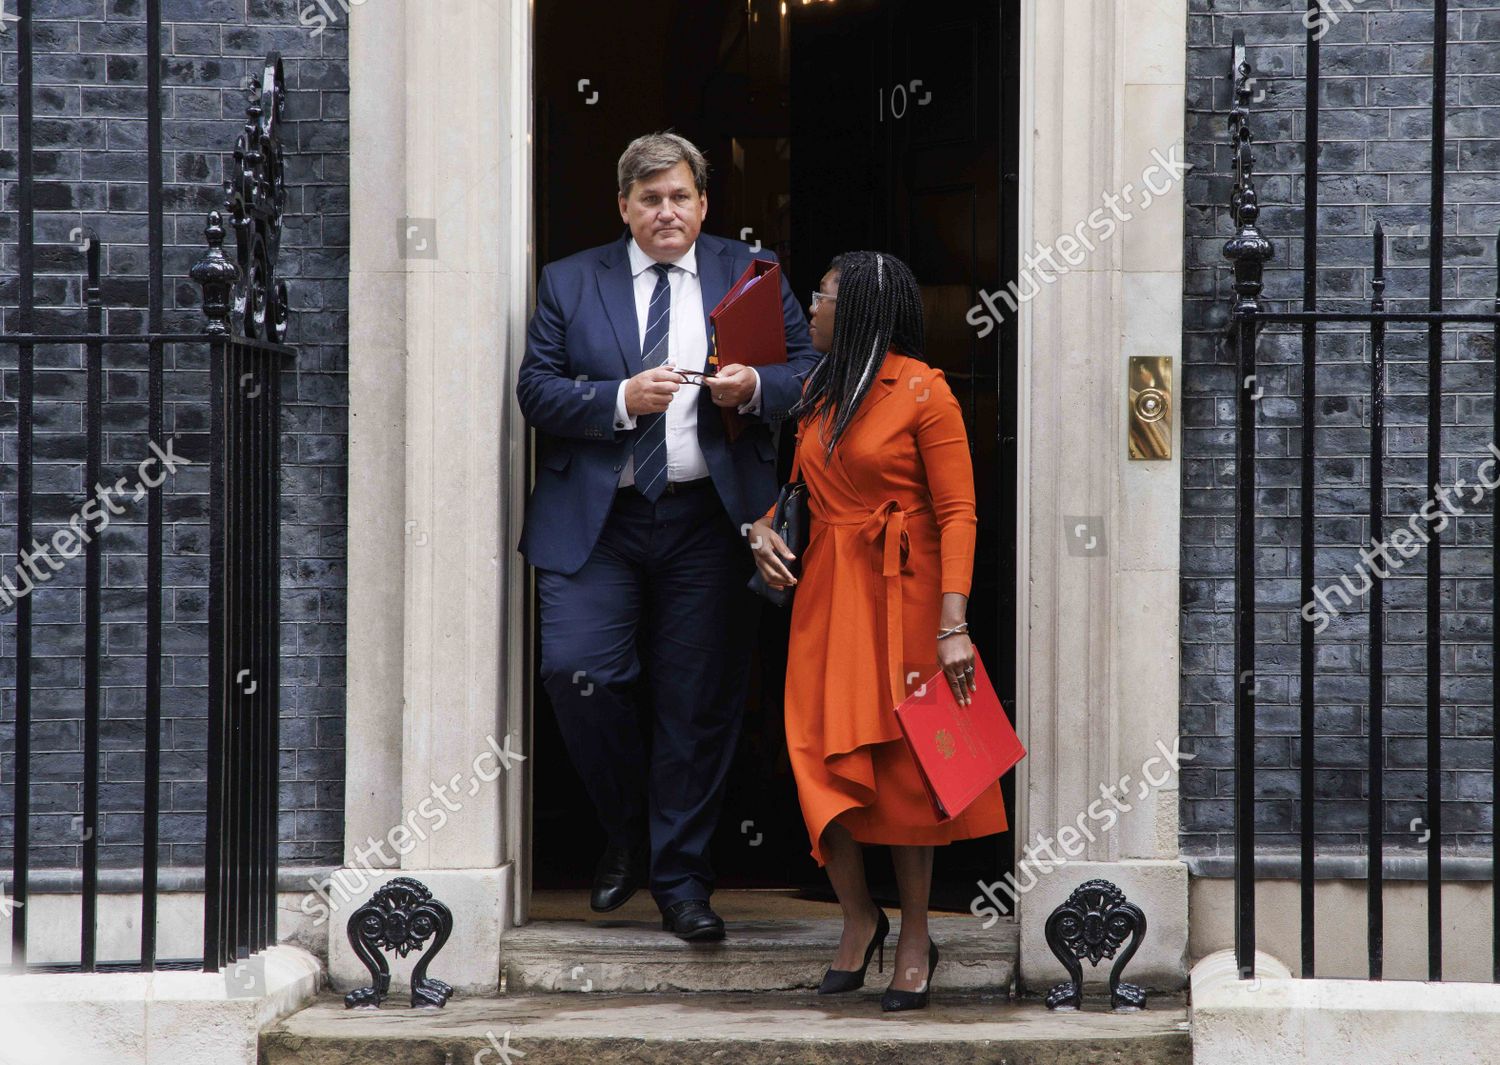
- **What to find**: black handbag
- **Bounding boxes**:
[747,451,808,607]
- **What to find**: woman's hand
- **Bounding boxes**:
[938,631,976,706]
[748,518,798,589]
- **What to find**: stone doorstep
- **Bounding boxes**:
[501,915,1020,994]
[262,990,1192,1065]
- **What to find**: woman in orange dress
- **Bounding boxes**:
[748,251,1007,1012]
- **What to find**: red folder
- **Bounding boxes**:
[893,650,1026,822]
[708,259,788,441]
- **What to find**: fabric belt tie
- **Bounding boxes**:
[830,498,930,712]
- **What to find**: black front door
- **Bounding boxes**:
[531,0,1019,913]
[775,0,1019,911]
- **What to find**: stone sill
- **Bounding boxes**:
[1,864,341,894]
[0,943,323,1065]
[1191,948,1500,1065]
[1185,853,1493,881]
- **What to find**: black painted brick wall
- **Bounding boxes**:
[0,0,348,873]
[1184,0,1500,857]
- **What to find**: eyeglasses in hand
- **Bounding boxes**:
[670,368,717,388]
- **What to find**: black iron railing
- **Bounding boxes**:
[1223,4,1500,983]
[195,51,293,976]
[3,1,292,976]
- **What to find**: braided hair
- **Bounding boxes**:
[790,250,925,458]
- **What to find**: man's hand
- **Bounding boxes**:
[709,364,757,408]
[624,366,685,415]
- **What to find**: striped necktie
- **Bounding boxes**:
[633,262,673,500]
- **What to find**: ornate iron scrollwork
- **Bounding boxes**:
[344,876,455,1010]
[1043,878,1147,1011]
[191,53,288,339]
[1223,30,1275,320]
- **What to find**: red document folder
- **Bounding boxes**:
[893,650,1026,822]
[708,259,788,441]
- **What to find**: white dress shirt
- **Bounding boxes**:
[613,238,762,487]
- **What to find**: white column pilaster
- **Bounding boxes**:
[1014,0,1189,993]
[335,0,530,996]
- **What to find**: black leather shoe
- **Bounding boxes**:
[660,899,726,941]
[818,908,890,994]
[881,938,940,1012]
[589,843,645,913]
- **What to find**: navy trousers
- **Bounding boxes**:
[536,480,757,910]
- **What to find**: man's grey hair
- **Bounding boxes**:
[617,132,709,197]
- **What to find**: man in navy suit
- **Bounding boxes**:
[517,132,819,940]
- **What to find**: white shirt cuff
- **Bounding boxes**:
[614,381,637,430]
[736,368,763,416]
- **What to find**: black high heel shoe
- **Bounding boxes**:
[881,937,940,1012]
[817,908,891,994]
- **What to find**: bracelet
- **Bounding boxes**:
[936,622,969,640]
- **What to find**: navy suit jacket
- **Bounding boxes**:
[517,232,821,575]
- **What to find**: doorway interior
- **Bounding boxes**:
[530,0,1020,913]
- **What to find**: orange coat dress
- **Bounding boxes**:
[766,350,1008,865]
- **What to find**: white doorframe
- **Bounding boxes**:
[502,0,536,930]
[506,0,1037,928]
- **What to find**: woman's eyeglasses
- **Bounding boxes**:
[811,291,837,310]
